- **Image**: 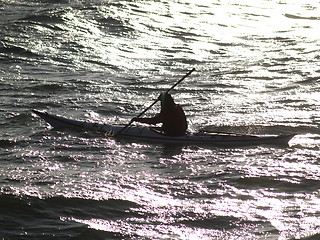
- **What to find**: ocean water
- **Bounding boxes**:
[1,0,320,239]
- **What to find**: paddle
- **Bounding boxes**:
[115,68,195,136]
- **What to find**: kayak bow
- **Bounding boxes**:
[32,110,295,147]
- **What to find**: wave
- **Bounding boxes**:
[20,11,65,24]
[25,82,70,92]
[231,176,320,192]
[295,76,320,85]
[300,233,320,240]
[0,42,40,58]
[284,13,320,21]
[95,16,135,36]
[178,215,277,235]
[4,112,34,124]
[0,193,141,215]
[179,215,244,229]
[0,139,17,148]
[0,193,141,239]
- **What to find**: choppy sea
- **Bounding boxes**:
[1,0,320,239]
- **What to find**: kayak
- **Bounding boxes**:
[32,110,295,147]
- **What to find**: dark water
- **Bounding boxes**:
[1,0,320,239]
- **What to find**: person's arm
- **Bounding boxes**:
[132,113,162,125]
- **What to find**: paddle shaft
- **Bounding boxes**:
[116,68,195,135]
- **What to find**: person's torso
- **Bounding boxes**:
[160,105,187,136]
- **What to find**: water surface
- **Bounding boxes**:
[1,0,320,239]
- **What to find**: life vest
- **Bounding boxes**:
[158,104,187,136]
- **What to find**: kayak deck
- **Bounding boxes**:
[32,110,295,146]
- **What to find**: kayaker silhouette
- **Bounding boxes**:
[132,92,187,136]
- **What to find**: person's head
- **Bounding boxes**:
[158,92,175,109]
